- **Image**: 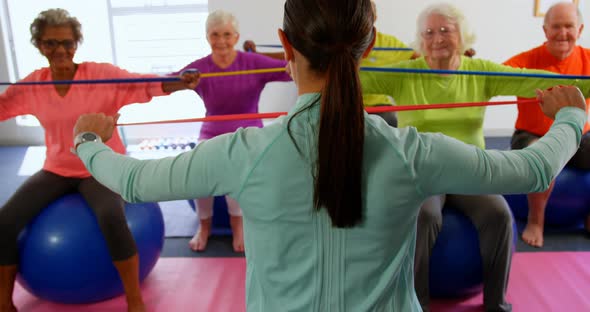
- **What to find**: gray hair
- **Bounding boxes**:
[30,8,83,48]
[544,2,584,26]
[206,9,239,34]
[411,3,476,56]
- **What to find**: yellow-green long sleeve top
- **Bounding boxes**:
[360,56,590,148]
[78,93,585,311]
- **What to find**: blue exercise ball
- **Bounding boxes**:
[429,206,517,298]
[506,168,590,226]
[17,193,164,304]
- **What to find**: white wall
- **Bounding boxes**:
[1,0,589,145]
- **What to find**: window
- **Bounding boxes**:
[5,0,114,126]
[4,0,209,127]
[109,0,209,124]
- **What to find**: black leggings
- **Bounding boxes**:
[0,170,137,265]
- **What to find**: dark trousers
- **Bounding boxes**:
[511,130,590,169]
[414,194,513,312]
[370,105,398,128]
[0,170,136,265]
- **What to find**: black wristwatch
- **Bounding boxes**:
[72,132,102,155]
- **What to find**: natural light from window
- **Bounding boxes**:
[7,0,209,126]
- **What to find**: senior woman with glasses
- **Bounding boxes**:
[171,9,292,253]
[361,3,590,312]
[0,8,199,312]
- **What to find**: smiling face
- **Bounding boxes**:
[543,3,583,60]
[206,22,239,58]
[420,13,461,61]
[38,25,77,70]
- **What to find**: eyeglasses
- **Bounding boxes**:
[207,32,237,41]
[421,26,457,40]
[39,39,77,51]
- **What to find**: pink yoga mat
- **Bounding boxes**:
[432,252,590,311]
[14,258,246,312]
[13,252,590,311]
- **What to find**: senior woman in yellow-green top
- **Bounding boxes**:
[360,3,590,312]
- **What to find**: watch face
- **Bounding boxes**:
[82,132,98,141]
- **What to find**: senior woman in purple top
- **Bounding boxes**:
[173,9,291,252]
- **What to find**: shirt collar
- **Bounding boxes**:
[289,92,321,116]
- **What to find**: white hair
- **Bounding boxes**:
[544,2,584,26]
[206,9,239,34]
[411,3,476,56]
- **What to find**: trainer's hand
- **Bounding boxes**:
[74,113,119,142]
[536,85,586,120]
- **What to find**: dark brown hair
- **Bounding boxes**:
[283,0,374,227]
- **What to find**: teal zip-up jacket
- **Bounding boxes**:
[78,93,585,311]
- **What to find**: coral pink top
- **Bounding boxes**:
[0,62,167,177]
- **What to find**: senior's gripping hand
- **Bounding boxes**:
[179,68,201,89]
[536,85,587,120]
[243,40,257,52]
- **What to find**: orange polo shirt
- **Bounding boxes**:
[504,44,590,135]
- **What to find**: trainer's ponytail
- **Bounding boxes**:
[283,0,374,227]
[313,51,365,227]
